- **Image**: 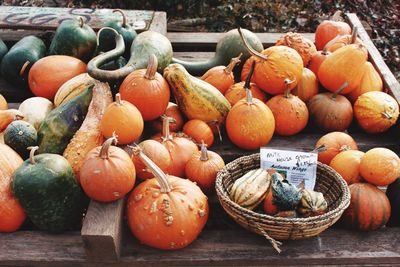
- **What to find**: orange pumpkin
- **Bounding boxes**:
[183,119,214,147]
[150,102,186,133]
[318,44,368,94]
[238,28,303,95]
[152,116,198,177]
[226,62,275,150]
[341,183,391,231]
[315,132,358,165]
[329,150,365,185]
[263,187,279,216]
[360,148,400,186]
[0,94,8,110]
[307,49,331,76]
[0,143,25,232]
[131,139,171,180]
[201,54,241,94]
[292,68,319,103]
[224,81,267,106]
[0,109,24,131]
[28,55,86,100]
[275,32,317,66]
[315,11,352,50]
[119,55,170,121]
[100,93,144,144]
[347,62,383,103]
[127,147,208,250]
[240,57,256,82]
[307,83,353,132]
[354,91,399,133]
[185,141,225,192]
[326,27,363,52]
[80,136,136,202]
[266,79,309,136]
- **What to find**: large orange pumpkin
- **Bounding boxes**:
[238,28,303,95]
[127,148,208,250]
[315,12,352,50]
[292,68,319,103]
[100,93,144,144]
[0,143,25,232]
[326,27,363,52]
[354,91,399,133]
[28,55,86,100]
[224,81,267,106]
[275,32,317,66]
[150,102,186,133]
[119,55,170,121]
[341,183,391,231]
[359,147,400,186]
[315,132,358,165]
[329,150,365,185]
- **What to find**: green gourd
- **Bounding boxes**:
[4,120,37,159]
[271,172,302,211]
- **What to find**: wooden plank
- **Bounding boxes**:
[148,11,167,35]
[346,13,400,103]
[0,6,153,31]
[81,198,125,262]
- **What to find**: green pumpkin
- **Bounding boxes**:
[0,38,8,65]
[37,85,93,155]
[49,17,96,62]
[12,148,86,232]
[4,120,37,159]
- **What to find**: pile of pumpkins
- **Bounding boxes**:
[0,9,398,253]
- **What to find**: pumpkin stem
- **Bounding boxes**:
[133,144,172,193]
[245,61,256,105]
[331,10,343,21]
[200,141,209,161]
[19,61,30,77]
[351,27,358,44]
[323,34,343,52]
[161,115,176,141]
[238,27,268,61]
[332,82,349,99]
[208,120,223,142]
[115,93,123,105]
[27,146,39,164]
[382,111,393,119]
[312,144,327,153]
[113,9,127,27]
[99,135,118,159]
[78,16,84,28]
[339,145,351,152]
[144,54,158,80]
[96,26,119,48]
[224,53,242,74]
[283,78,295,98]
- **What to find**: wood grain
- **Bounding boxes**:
[148,11,167,35]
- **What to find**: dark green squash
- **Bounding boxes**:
[172,28,263,76]
[97,9,137,59]
[271,172,302,211]
[4,120,37,159]
[11,147,86,232]
[37,85,93,155]
[49,17,97,62]
[87,29,172,81]
[387,178,400,227]
[0,38,8,66]
[0,36,46,88]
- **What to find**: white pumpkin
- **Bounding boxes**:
[19,97,54,130]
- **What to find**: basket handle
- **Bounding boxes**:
[251,221,282,253]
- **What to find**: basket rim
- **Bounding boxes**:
[215,153,351,224]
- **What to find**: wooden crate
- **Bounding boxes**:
[0,8,399,266]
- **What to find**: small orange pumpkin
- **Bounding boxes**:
[360,148,400,186]
[183,119,214,147]
[224,80,267,106]
[201,54,241,94]
[100,93,144,144]
[307,49,331,76]
[315,132,358,165]
[150,102,186,133]
[263,187,279,216]
[354,91,399,133]
[275,32,317,66]
[315,11,352,50]
[0,109,24,131]
[292,68,319,103]
[185,141,225,192]
[326,27,363,52]
[119,54,170,121]
[80,136,136,202]
[329,150,365,185]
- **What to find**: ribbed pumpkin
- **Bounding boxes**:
[318,44,368,94]
[307,49,331,76]
[119,55,170,121]
[292,68,319,103]
[150,102,186,133]
[308,83,353,132]
[341,183,391,231]
[275,32,317,66]
[238,28,303,95]
[226,62,275,150]
[297,189,328,217]
[185,142,225,192]
[359,147,400,186]
[329,150,365,185]
[183,119,214,147]
[315,132,358,165]
[315,11,351,50]
[127,147,208,250]
[152,116,198,177]
[354,91,399,133]
[201,54,241,94]
[347,62,383,103]
[0,143,25,232]
[224,81,267,106]
[100,93,144,144]
[266,79,309,136]
[80,136,136,202]
[326,27,363,52]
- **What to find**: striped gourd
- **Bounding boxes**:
[230,168,271,210]
[163,63,231,125]
[297,189,328,217]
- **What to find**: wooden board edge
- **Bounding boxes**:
[149,11,167,35]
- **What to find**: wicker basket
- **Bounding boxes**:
[215,153,350,252]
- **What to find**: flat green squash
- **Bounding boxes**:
[4,120,37,159]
